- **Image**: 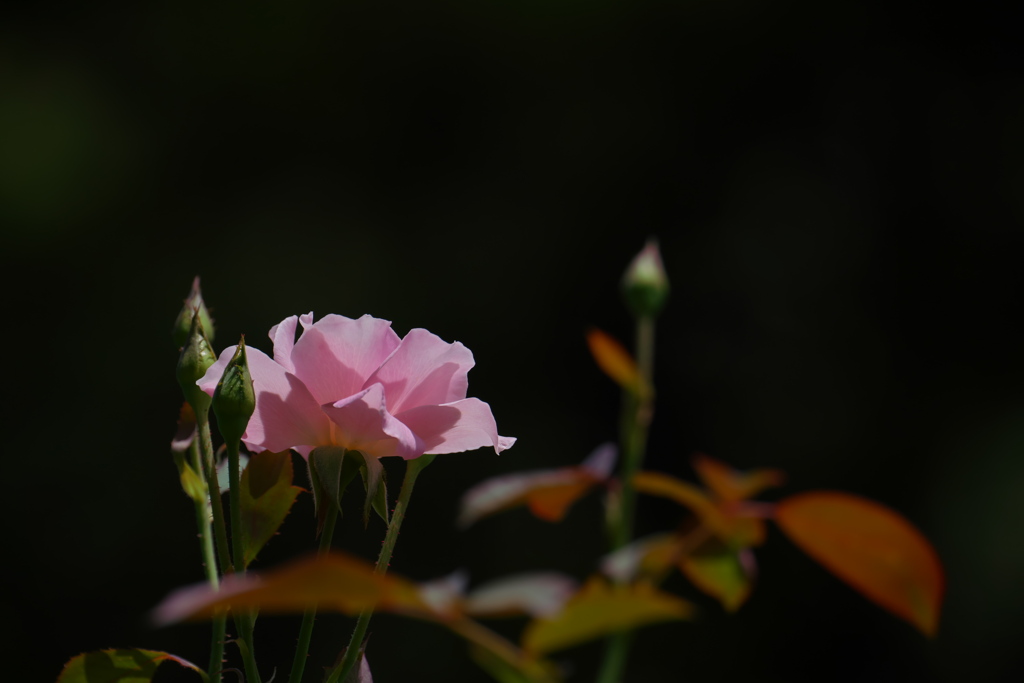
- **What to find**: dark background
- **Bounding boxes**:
[4,1,1024,681]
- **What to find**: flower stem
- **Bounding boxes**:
[597,314,656,683]
[288,506,339,683]
[197,413,232,578]
[197,413,261,683]
[189,438,226,682]
[225,438,262,683]
[328,455,434,683]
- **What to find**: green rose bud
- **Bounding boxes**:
[622,238,669,318]
[172,276,214,349]
[176,312,216,415]
[213,337,256,447]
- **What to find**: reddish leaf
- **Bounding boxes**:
[459,445,615,526]
[585,328,643,394]
[522,577,694,655]
[525,481,595,522]
[152,552,428,625]
[57,648,205,683]
[692,454,784,503]
[775,491,944,636]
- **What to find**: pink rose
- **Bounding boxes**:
[198,313,514,460]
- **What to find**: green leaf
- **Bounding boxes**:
[309,446,361,532]
[522,577,694,656]
[177,459,208,504]
[678,543,753,613]
[239,450,302,568]
[358,451,388,527]
[57,648,206,683]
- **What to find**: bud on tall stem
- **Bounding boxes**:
[173,276,215,348]
[621,238,669,319]
[177,312,216,415]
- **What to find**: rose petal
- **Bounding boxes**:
[396,398,514,456]
[365,328,475,414]
[290,314,401,405]
[198,346,332,454]
[321,383,424,459]
[268,312,312,373]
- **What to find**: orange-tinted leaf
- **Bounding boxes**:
[152,553,429,625]
[522,577,694,655]
[57,648,205,683]
[692,453,784,502]
[775,491,944,636]
[459,445,615,526]
[525,481,595,521]
[679,545,753,613]
[633,471,767,548]
[633,471,719,519]
[586,328,642,394]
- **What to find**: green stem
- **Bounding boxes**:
[598,314,656,683]
[197,414,261,683]
[197,414,233,578]
[189,439,226,682]
[329,455,433,683]
[225,438,262,683]
[226,440,246,573]
[289,506,339,683]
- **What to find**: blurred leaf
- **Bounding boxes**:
[524,481,594,522]
[57,648,206,683]
[152,552,428,625]
[679,543,753,613]
[465,573,578,618]
[417,571,469,617]
[775,491,945,636]
[216,452,248,495]
[171,402,196,453]
[600,533,687,583]
[521,577,694,655]
[460,446,616,526]
[469,645,538,683]
[177,460,207,504]
[239,450,302,568]
[585,328,642,394]
[691,453,784,503]
[633,471,766,547]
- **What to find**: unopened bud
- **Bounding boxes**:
[622,238,669,318]
[213,337,256,446]
[177,312,216,415]
[173,276,214,349]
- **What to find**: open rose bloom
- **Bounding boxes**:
[198,313,514,461]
